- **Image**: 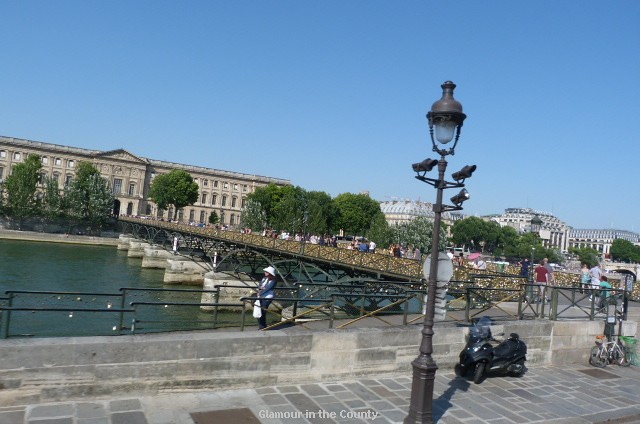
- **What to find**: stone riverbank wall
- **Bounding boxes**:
[0,319,636,407]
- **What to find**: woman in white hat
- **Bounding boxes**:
[256,266,277,329]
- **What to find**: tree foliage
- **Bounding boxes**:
[609,239,640,263]
[149,170,199,219]
[333,193,383,236]
[241,184,338,235]
[65,162,114,233]
[2,154,42,227]
[569,247,600,267]
[41,176,65,219]
[391,216,448,253]
[450,216,562,262]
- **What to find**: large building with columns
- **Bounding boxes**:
[0,136,290,227]
[569,228,640,257]
[491,207,571,252]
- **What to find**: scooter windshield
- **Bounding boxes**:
[469,316,492,341]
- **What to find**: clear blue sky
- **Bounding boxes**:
[2,1,639,231]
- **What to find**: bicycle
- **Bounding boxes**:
[589,335,631,368]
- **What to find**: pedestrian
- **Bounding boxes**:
[473,256,487,270]
[256,266,277,330]
[543,258,554,286]
[520,258,530,279]
[580,263,591,294]
[534,259,549,302]
[598,275,612,312]
[589,263,602,301]
[447,249,454,260]
[358,239,369,252]
[172,236,179,255]
[369,240,376,253]
[455,252,465,267]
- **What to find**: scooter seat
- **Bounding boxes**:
[494,338,521,358]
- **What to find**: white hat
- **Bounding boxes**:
[263,266,277,276]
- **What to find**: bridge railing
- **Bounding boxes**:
[120,216,423,279]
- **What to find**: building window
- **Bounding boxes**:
[212,194,217,205]
[222,195,227,207]
[41,157,48,165]
[203,179,208,187]
[13,152,21,160]
[178,209,184,221]
[55,158,62,166]
[230,214,236,225]
[128,183,136,196]
[214,180,219,188]
[234,184,238,191]
[113,178,123,194]
[223,182,229,190]
[241,198,246,208]
[168,207,174,219]
[65,175,73,187]
[39,172,46,184]
[0,167,3,181]
[52,173,59,184]
[199,211,205,224]
[0,150,5,158]
[201,193,207,204]
[157,209,164,218]
[68,160,75,168]
[243,184,248,192]
[231,196,237,208]
[189,210,195,222]
[145,204,152,215]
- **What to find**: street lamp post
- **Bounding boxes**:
[405,81,475,424]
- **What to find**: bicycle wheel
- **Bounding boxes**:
[590,345,608,368]
[614,345,631,367]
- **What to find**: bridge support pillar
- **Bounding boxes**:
[127,240,150,258]
[117,234,136,251]
[164,257,211,285]
[142,246,173,269]
[202,271,258,311]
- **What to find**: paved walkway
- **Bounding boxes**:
[2,362,639,424]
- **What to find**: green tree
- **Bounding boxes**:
[391,216,448,253]
[245,183,285,229]
[450,216,490,252]
[41,176,65,219]
[333,193,382,236]
[240,198,268,231]
[305,190,337,236]
[208,211,219,226]
[610,239,640,263]
[271,185,305,232]
[149,170,199,220]
[3,154,42,228]
[366,212,393,248]
[495,225,520,258]
[65,162,114,234]
[569,247,600,267]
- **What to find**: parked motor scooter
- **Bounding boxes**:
[456,316,527,384]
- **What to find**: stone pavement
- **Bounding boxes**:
[2,363,640,424]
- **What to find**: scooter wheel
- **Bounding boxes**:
[473,362,486,384]
[454,364,463,377]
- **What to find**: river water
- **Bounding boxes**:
[0,239,234,338]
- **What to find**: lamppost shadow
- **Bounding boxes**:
[433,374,471,422]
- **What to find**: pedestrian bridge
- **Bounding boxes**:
[118,216,424,284]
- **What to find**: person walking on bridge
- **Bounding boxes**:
[534,259,549,303]
[256,266,277,329]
